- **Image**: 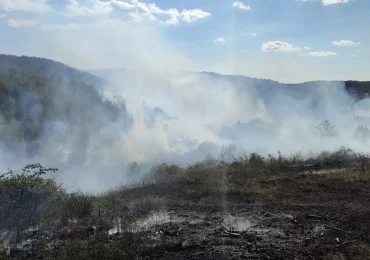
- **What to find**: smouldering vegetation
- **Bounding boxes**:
[1,147,370,259]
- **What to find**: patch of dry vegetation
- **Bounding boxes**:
[1,147,370,259]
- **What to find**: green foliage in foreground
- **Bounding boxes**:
[0,164,61,242]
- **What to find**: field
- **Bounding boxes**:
[1,148,370,259]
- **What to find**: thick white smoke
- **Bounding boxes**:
[1,22,370,192]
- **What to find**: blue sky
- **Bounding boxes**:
[0,0,369,82]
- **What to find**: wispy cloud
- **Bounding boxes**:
[7,18,124,31]
[308,51,337,57]
[332,40,360,47]
[297,0,349,5]
[322,0,349,5]
[304,46,311,50]
[0,13,6,18]
[65,0,115,16]
[262,41,301,52]
[0,0,51,13]
[232,1,252,11]
[1,0,211,26]
[7,18,40,28]
[213,38,226,43]
[67,1,211,25]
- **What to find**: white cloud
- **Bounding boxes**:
[308,51,338,57]
[322,0,349,5]
[112,0,136,11]
[261,41,301,52]
[1,0,211,27]
[304,46,311,50]
[162,9,181,25]
[332,40,360,47]
[213,38,226,43]
[180,9,211,23]
[232,1,252,11]
[66,0,115,16]
[252,33,257,36]
[64,1,210,25]
[7,18,40,28]
[0,0,51,13]
[297,0,349,5]
[242,49,246,52]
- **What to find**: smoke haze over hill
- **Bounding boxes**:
[0,22,370,192]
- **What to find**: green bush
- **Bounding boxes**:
[248,153,265,167]
[0,164,62,243]
[149,163,183,182]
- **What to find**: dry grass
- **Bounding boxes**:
[3,148,370,259]
[325,170,370,182]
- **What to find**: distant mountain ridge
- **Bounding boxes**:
[90,68,370,99]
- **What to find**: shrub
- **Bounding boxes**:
[248,153,265,167]
[0,164,62,243]
[317,147,357,167]
[60,192,95,224]
[149,163,183,182]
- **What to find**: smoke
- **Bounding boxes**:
[1,21,370,192]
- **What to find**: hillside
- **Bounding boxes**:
[0,55,133,157]
[1,54,370,163]
[0,54,107,90]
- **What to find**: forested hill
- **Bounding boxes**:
[0,54,106,89]
[0,55,133,157]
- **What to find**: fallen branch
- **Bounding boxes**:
[323,224,344,232]
[224,230,241,238]
[247,224,261,229]
[337,240,356,247]
[305,214,325,220]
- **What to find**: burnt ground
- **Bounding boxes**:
[133,176,370,260]
[4,167,370,260]
[130,170,370,260]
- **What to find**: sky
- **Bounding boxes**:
[0,0,369,83]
